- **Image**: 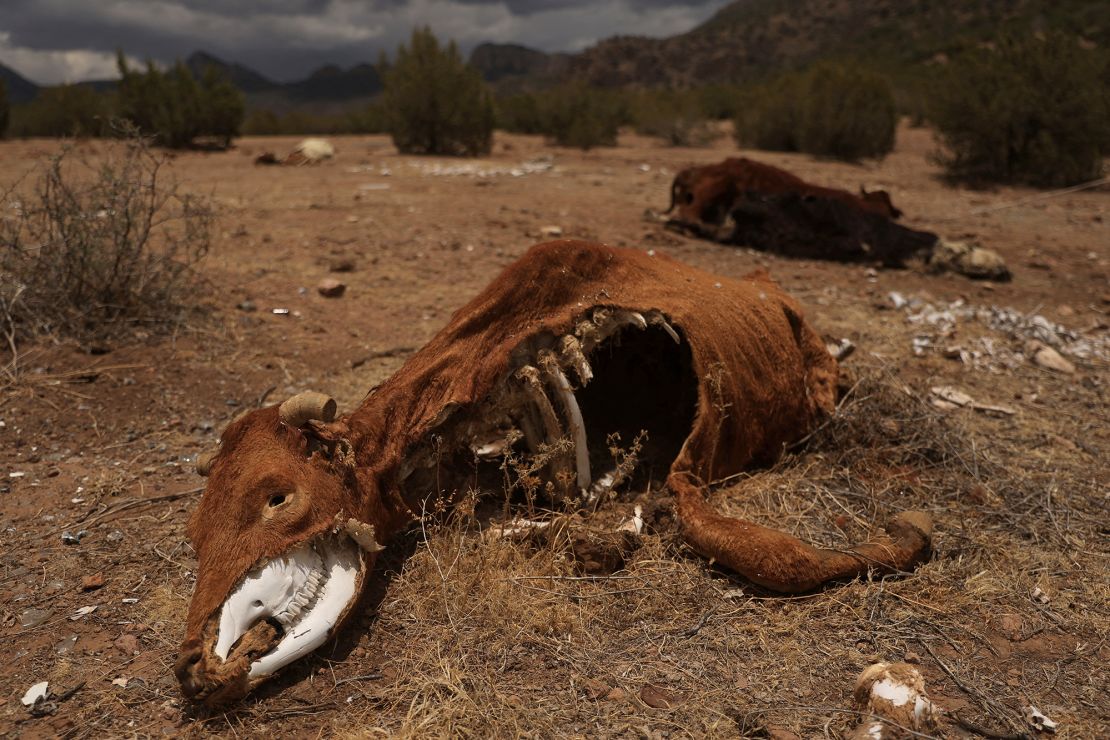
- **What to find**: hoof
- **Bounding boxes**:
[891,510,933,540]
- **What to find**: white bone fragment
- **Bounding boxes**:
[21,681,48,707]
[488,518,551,539]
[617,505,644,534]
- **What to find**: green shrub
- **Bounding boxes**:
[0,79,9,137]
[538,84,621,149]
[383,27,494,156]
[629,90,716,147]
[0,129,213,340]
[734,75,802,152]
[930,33,1110,187]
[9,85,112,138]
[796,63,896,159]
[115,53,244,149]
[243,104,387,136]
[735,62,896,160]
[496,93,544,134]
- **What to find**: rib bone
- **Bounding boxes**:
[558,334,593,385]
[538,351,591,491]
[646,310,681,344]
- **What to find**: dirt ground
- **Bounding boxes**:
[1,124,1107,738]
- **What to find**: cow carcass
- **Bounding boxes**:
[665,157,1010,280]
[174,241,933,705]
[255,138,337,167]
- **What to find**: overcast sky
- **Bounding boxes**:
[0,0,730,85]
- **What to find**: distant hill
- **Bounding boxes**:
[465,0,1109,90]
[560,0,1110,88]
[0,63,39,104]
[186,51,275,93]
[468,43,568,86]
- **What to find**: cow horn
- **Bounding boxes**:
[279,391,337,427]
[344,518,385,553]
[196,450,217,476]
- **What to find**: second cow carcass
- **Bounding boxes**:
[665,157,1010,280]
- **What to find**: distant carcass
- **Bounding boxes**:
[665,157,1009,280]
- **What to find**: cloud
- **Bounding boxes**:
[0,0,730,85]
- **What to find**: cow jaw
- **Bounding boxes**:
[212,534,363,681]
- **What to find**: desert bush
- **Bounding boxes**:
[242,104,388,136]
[115,53,244,149]
[0,79,9,137]
[538,84,621,149]
[8,85,112,138]
[383,27,494,156]
[0,129,213,340]
[629,90,716,147]
[736,62,896,160]
[930,33,1110,187]
[496,93,544,135]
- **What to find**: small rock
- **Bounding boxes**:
[582,678,610,700]
[61,530,88,545]
[317,278,346,298]
[111,677,129,688]
[20,608,53,628]
[81,574,105,591]
[604,687,628,701]
[903,651,921,664]
[1031,586,1050,604]
[114,633,140,654]
[540,225,563,238]
[236,300,257,312]
[640,684,682,709]
[54,634,78,654]
[999,614,1023,640]
[329,258,356,273]
[1056,304,1075,318]
[1027,342,1075,374]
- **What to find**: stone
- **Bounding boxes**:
[317,279,346,298]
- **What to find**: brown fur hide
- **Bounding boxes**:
[668,157,941,268]
[176,241,932,704]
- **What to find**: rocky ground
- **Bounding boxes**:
[1,124,1106,738]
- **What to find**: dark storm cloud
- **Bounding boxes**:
[0,0,730,84]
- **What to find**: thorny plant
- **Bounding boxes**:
[0,125,213,350]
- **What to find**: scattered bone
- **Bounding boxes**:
[21,681,49,707]
[1027,341,1076,374]
[849,662,938,739]
[346,158,554,179]
[1024,705,1058,733]
[927,238,1011,281]
[487,518,551,540]
[1031,586,1050,604]
[930,386,1016,416]
[617,505,644,535]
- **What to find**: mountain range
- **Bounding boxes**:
[2,0,1105,108]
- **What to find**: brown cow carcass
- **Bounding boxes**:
[174,241,933,705]
[666,157,1010,280]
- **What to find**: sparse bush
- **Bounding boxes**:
[629,90,716,147]
[383,27,494,156]
[930,33,1110,187]
[539,84,621,150]
[736,62,896,160]
[0,79,9,138]
[8,85,112,138]
[734,75,802,152]
[243,104,387,136]
[496,93,544,135]
[115,53,244,149]
[0,129,213,340]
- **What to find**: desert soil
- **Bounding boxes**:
[1,124,1107,738]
